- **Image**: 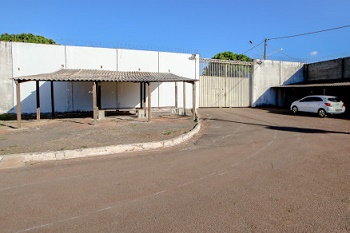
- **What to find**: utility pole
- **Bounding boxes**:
[263,38,268,60]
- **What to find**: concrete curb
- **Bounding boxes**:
[0,120,201,169]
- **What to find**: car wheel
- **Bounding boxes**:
[292,106,298,114]
[318,109,326,118]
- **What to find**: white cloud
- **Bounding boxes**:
[310,51,318,56]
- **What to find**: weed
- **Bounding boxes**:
[163,129,175,135]
[0,114,14,121]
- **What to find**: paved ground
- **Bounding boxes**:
[1,108,350,232]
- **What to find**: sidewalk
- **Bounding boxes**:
[0,112,200,169]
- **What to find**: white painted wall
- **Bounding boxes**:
[2,42,306,114]
[66,46,117,70]
[252,60,304,107]
[11,43,66,113]
[2,42,199,114]
[118,49,158,72]
[100,82,118,109]
[158,52,199,109]
[0,42,14,113]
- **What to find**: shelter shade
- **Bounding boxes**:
[14,69,196,83]
[13,69,198,127]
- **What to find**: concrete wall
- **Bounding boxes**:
[0,42,14,113]
[12,43,66,113]
[0,42,199,114]
[252,60,304,107]
[344,58,350,79]
[306,57,350,82]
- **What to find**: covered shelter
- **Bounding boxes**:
[14,69,198,128]
[273,81,350,111]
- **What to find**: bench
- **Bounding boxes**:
[98,108,147,119]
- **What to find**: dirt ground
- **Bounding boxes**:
[0,112,197,155]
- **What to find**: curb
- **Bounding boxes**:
[0,120,201,169]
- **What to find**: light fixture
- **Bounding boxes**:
[189,54,196,60]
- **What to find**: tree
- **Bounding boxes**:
[212,51,252,62]
[202,51,252,77]
[0,33,56,44]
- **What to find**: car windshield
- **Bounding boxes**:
[327,97,340,102]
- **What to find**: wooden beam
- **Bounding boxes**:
[16,81,21,129]
[36,81,40,121]
[143,82,146,110]
[175,82,178,113]
[97,83,102,109]
[92,81,97,123]
[192,81,196,121]
[147,82,151,122]
[140,82,143,109]
[183,81,186,115]
[50,81,55,118]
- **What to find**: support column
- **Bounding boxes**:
[147,82,151,122]
[97,83,102,109]
[92,81,97,123]
[50,81,55,118]
[140,82,143,109]
[183,81,186,115]
[275,88,279,107]
[16,81,21,129]
[175,82,178,113]
[36,81,40,121]
[143,82,146,110]
[192,81,196,121]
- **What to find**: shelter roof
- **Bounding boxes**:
[14,69,197,83]
[275,82,350,88]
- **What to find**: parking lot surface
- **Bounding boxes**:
[1,108,349,232]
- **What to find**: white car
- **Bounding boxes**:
[290,95,345,118]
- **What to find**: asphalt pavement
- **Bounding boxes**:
[1,108,350,232]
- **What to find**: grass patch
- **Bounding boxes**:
[163,129,176,135]
[0,114,15,121]
[81,145,88,148]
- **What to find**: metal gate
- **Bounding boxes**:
[199,58,252,107]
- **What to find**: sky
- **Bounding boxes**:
[1,0,350,62]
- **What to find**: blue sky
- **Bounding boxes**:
[2,0,350,62]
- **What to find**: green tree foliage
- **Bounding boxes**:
[0,33,56,44]
[202,51,252,77]
[212,51,252,62]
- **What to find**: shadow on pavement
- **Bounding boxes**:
[202,117,350,135]
[264,107,350,120]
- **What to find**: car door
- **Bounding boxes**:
[311,97,323,113]
[298,97,313,112]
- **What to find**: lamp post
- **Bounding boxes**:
[263,38,268,60]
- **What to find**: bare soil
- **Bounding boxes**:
[0,113,197,155]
